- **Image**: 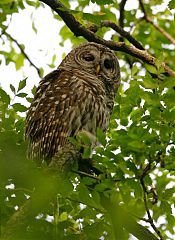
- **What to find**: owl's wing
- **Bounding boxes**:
[25,69,93,162]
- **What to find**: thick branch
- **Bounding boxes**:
[39,0,175,76]
[4,32,42,78]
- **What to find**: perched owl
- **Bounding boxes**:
[25,42,120,171]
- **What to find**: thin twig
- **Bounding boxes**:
[88,21,144,50]
[72,170,100,180]
[66,196,104,212]
[146,16,175,45]
[141,181,163,239]
[139,0,147,17]
[101,20,144,50]
[8,188,33,194]
[139,0,175,45]
[132,214,152,223]
[4,31,42,78]
[119,0,127,28]
[119,0,127,42]
[140,165,164,240]
[0,16,12,39]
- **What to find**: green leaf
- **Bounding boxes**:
[144,175,152,185]
[161,109,175,121]
[82,12,103,24]
[18,78,27,92]
[82,146,92,159]
[39,68,44,77]
[168,0,175,9]
[120,118,128,126]
[142,91,160,107]
[10,84,16,94]
[78,185,92,205]
[0,0,14,3]
[26,0,38,6]
[15,54,24,70]
[160,201,172,214]
[77,131,92,145]
[142,74,158,89]
[144,63,158,74]
[26,97,33,103]
[128,140,145,152]
[120,105,132,118]
[0,88,10,105]
[159,76,175,89]
[96,128,106,146]
[12,103,28,112]
[130,108,144,122]
[59,25,73,41]
[32,21,37,34]
[162,187,175,200]
[16,93,28,98]
[125,179,142,198]
[131,65,139,76]
[91,0,114,4]
[31,85,37,95]
[59,212,68,222]
[52,54,56,63]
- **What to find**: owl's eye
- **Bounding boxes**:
[104,59,114,69]
[83,55,95,62]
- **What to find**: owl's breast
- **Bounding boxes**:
[83,99,111,134]
[71,72,113,135]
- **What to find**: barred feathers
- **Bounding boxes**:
[25,42,120,170]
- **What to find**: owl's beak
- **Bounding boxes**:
[96,64,101,74]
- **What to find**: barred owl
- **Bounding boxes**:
[25,42,120,171]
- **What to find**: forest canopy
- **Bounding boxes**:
[0,0,175,239]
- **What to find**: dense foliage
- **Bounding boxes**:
[0,0,175,239]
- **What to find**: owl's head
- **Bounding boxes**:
[60,42,120,89]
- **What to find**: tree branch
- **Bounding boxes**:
[139,0,147,17]
[39,0,175,76]
[140,181,163,239]
[139,0,175,45]
[89,21,144,50]
[119,0,127,42]
[146,16,175,45]
[101,20,144,50]
[4,32,42,78]
[140,165,164,240]
[72,170,100,180]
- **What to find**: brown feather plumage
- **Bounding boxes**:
[25,42,120,170]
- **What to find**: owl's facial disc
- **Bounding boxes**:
[100,52,120,80]
[104,59,114,70]
[82,53,95,62]
[74,45,101,74]
[78,48,100,66]
[72,43,120,87]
